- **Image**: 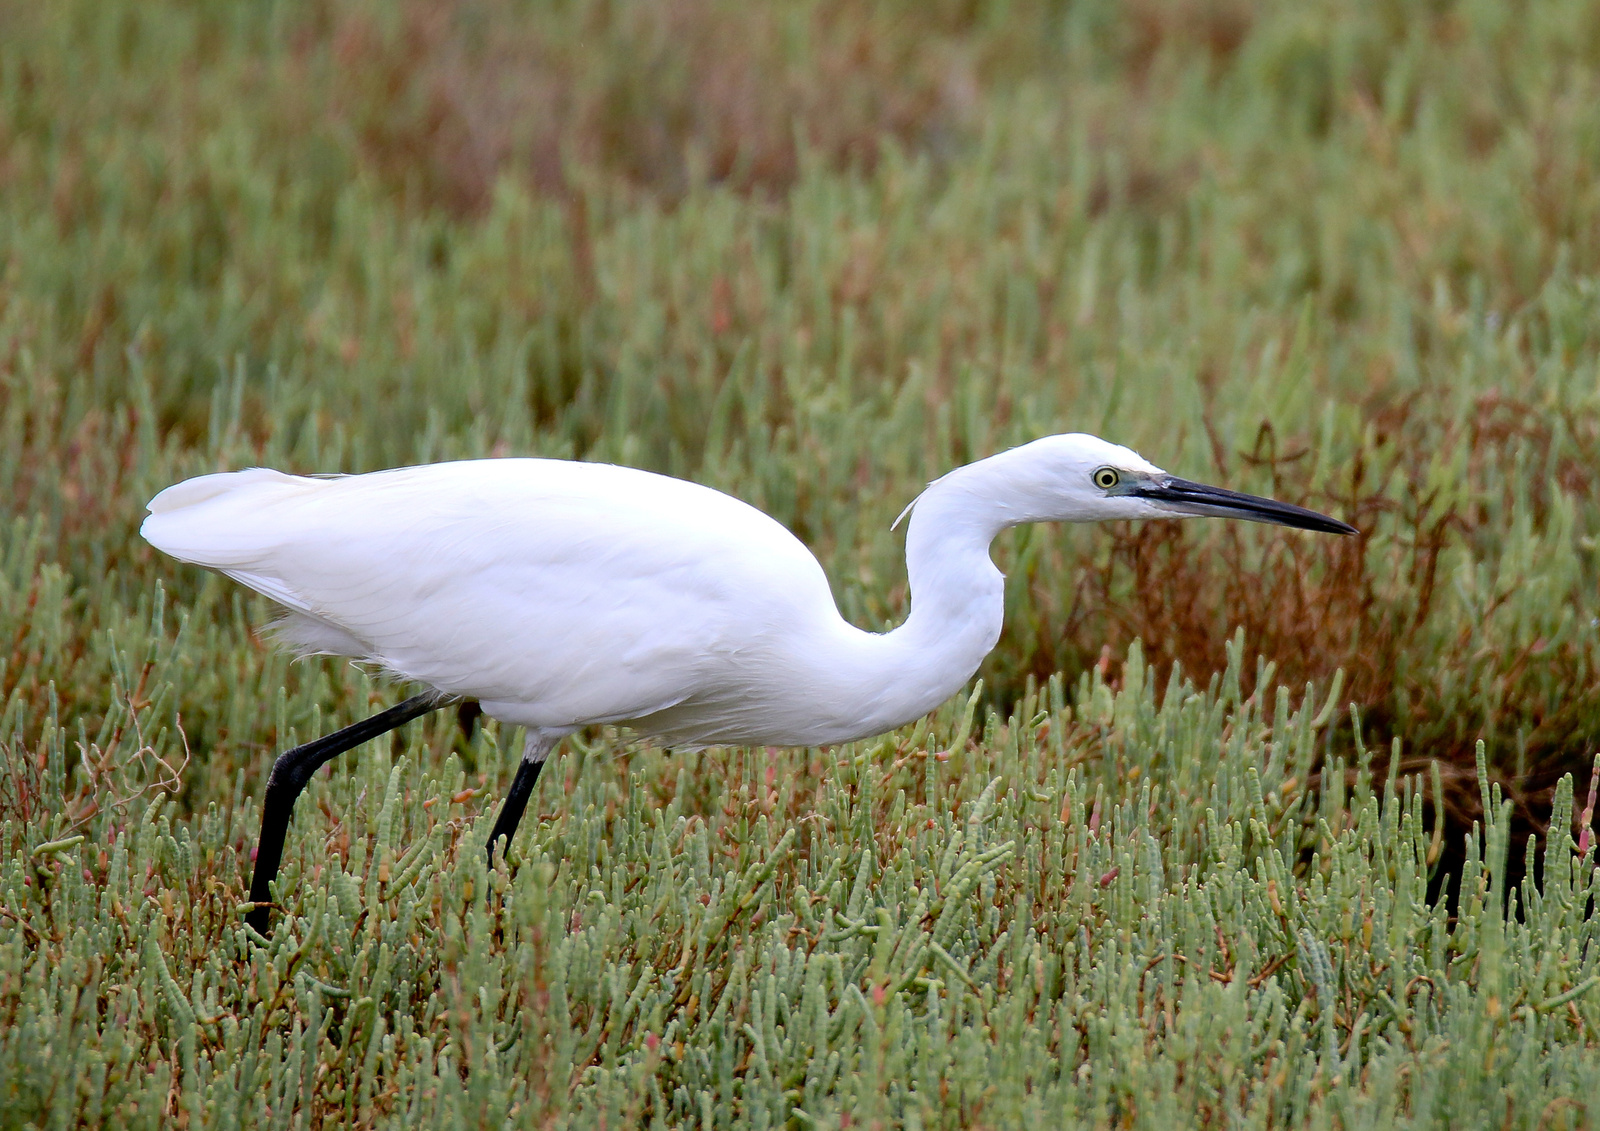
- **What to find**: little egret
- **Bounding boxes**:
[142,434,1354,932]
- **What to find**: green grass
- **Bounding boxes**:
[3,0,1600,1125]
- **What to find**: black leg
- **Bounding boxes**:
[246,693,441,936]
[456,699,482,739]
[485,733,556,867]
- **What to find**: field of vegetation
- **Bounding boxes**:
[4,0,1600,1125]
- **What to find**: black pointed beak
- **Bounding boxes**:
[1134,476,1358,535]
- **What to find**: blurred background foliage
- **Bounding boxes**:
[4,0,1599,799]
[3,0,1600,1121]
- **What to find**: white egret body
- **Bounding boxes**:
[142,433,1354,932]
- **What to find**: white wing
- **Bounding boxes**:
[141,460,839,730]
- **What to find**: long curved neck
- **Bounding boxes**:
[800,456,1021,742]
[895,461,1013,667]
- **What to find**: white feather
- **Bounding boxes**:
[143,436,1332,749]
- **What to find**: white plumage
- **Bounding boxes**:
[143,433,1353,750]
[146,433,1357,931]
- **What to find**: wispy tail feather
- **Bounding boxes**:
[141,468,318,570]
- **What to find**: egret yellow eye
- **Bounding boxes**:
[1092,467,1120,490]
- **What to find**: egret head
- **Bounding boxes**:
[977,434,1358,534]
